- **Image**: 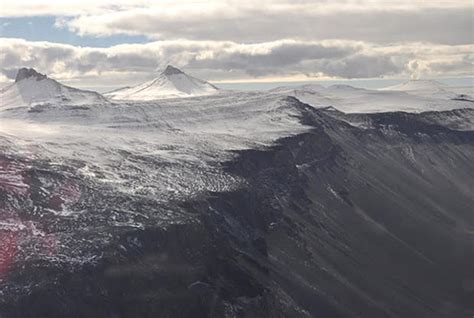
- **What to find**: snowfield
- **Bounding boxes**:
[1,91,313,200]
[272,81,473,113]
[0,90,314,270]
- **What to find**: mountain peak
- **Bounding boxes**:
[106,65,218,101]
[15,68,47,83]
[162,65,184,76]
[3,68,108,108]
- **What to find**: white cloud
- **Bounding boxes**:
[1,1,472,45]
[0,0,152,17]
[63,6,473,45]
[1,1,470,17]
[1,38,472,88]
[1,0,471,85]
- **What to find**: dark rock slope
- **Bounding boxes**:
[1,100,473,317]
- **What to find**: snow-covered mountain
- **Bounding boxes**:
[1,89,473,317]
[105,65,219,101]
[270,82,473,113]
[1,69,473,317]
[383,79,447,92]
[380,79,473,101]
[0,68,108,109]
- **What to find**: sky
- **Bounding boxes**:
[0,0,473,90]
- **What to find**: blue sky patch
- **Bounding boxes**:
[0,16,149,47]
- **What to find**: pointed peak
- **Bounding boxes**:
[15,68,47,83]
[162,65,184,76]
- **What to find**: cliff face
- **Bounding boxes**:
[191,103,474,318]
[1,101,473,317]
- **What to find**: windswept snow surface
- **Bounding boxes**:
[0,91,311,272]
[381,79,474,100]
[0,68,108,110]
[105,65,219,101]
[271,82,473,113]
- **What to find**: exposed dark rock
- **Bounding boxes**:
[15,68,47,82]
[162,65,185,76]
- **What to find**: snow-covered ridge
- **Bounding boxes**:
[0,92,311,201]
[269,81,473,113]
[0,90,313,265]
[105,65,219,101]
[380,79,473,101]
[382,79,447,92]
[0,68,108,109]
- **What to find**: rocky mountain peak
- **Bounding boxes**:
[15,68,47,83]
[162,65,184,76]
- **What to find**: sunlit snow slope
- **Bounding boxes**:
[0,91,312,268]
[271,81,473,113]
[0,68,108,109]
[105,65,219,101]
[381,79,471,99]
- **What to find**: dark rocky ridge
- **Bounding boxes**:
[1,101,473,317]
[162,65,185,76]
[15,68,47,82]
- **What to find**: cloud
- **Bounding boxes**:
[1,37,472,88]
[1,1,472,45]
[1,1,471,85]
[1,1,469,17]
[313,54,402,79]
[427,54,474,74]
[0,0,152,17]
[60,7,472,45]
[185,41,359,76]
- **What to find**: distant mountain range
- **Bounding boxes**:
[1,66,472,113]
